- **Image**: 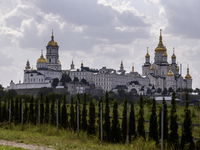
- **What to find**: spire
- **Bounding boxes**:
[51,29,54,41]
[121,60,123,68]
[71,59,75,69]
[167,64,174,76]
[176,62,179,72]
[159,29,162,45]
[145,47,150,58]
[185,64,192,79]
[25,59,31,70]
[150,62,153,70]
[171,47,176,58]
[132,62,134,72]
[81,60,83,67]
[72,59,74,65]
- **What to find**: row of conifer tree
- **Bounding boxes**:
[0,91,199,149]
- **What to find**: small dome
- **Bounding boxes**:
[150,64,153,70]
[162,51,167,57]
[167,64,174,76]
[176,66,179,71]
[37,53,47,63]
[58,60,61,65]
[145,47,150,58]
[185,66,192,79]
[171,48,176,59]
[47,31,58,46]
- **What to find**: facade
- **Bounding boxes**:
[7,32,62,90]
[142,29,192,91]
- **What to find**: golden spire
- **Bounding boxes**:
[47,30,58,46]
[37,49,47,63]
[155,29,167,53]
[171,47,176,58]
[185,64,192,79]
[71,59,74,65]
[132,62,134,72]
[58,60,61,65]
[176,62,179,72]
[81,61,83,67]
[145,47,150,58]
[121,60,123,68]
[150,62,153,70]
[51,29,54,41]
[167,64,174,76]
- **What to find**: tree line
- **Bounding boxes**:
[0,91,200,149]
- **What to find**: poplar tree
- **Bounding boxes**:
[129,101,136,141]
[40,92,44,124]
[10,94,14,122]
[75,93,81,131]
[34,98,38,125]
[149,98,158,143]
[81,93,87,131]
[29,96,34,124]
[23,97,29,124]
[87,100,95,135]
[137,94,145,139]
[181,92,195,150]
[98,96,102,140]
[122,98,127,142]
[104,91,110,142]
[3,95,7,121]
[110,100,121,143]
[169,91,179,149]
[51,93,56,126]
[159,98,168,141]
[61,95,68,129]
[70,96,75,131]
[44,95,50,124]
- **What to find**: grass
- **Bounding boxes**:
[0,145,27,150]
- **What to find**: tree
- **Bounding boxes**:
[162,88,168,95]
[40,92,44,124]
[81,78,87,85]
[168,87,173,93]
[104,91,110,142]
[87,100,95,135]
[98,96,102,140]
[137,94,145,139]
[169,91,179,149]
[158,98,168,141]
[3,95,8,121]
[73,77,79,82]
[75,93,81,131]
[181,92,195,150]
[44,95,50,124]
[110,100,121,143]
[70,96,75,131]
[60,74,72,86]
[23,98,29,124]
[29,96,34,124]
[157,88,162,94]
[61,95,68,129]
[52,78,59,88]
[121,98,127,142]
[149,98,158,143]
[81,93,87,131]
[129,101,136,141]
[0,95,2,122]
[51,93,56,126]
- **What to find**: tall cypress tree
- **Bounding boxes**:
[75,93,81,131]
[15,96,19,125]
[98,96,102,140]
[0,95,2,122]
[122,98,127,142]
[44,95,50,124]
[181,92,195,150]
[10,94,14,122]
[129,101,136,141]
[29,96,34,124]
[149,98,158,143]
[51,93,56,126]
[70,95,75,131]
[3,95,7,121]
[87,100,95,135]
[81,93,87,131]
[104,91,110,142]
[159,97,168,141]
[61,95,67,129]
[34,97,38,125]
[23,97,29,124]
[40,92,44,124]
[137,94,145,139]
[169,91,179,149]
[110,100,121,143]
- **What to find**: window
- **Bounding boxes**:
[49,58,51,63]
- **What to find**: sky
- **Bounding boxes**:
[0,0,200,89]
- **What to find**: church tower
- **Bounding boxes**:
[46,30,60,70]
[120,60,124,71]
[185,65,192,89]
[25,60,31,70]
[71,59,75,69]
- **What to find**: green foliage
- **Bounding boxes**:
[98,96,102,140]
[121,98,127,142]
[149,98,158,143]
[3,95,7,121]
[87,100,95,135]
[81,93,87,131]
[110,100,121,143]
[61,95,68,129]
[104,91,110,142]
[40,92,44,124]
[60,73,72,86]
[137,94,145,139]
[158,98,168,141]
[23,98,29,124]
[129,101,136,141]
[44,95,50,124]
[29,96,34,125]
[0,95,1,122]
[70,95,75,131]
[52,78,59,88]
[169,91,179,149]
[75,93,81,131]
[34,98,38,125]
[181,92,195,150]
[50,93,56,126]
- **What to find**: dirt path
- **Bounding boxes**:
[0,140,54,150]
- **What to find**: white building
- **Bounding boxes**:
[7,31,62,90]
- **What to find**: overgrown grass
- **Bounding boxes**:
[0,145,27,150]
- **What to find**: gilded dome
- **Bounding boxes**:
[150,64,153,70]
[162,51,167,57]
[155,29,167,53]
[145,47,150,58]
[47,31,58,46]
[58,60,61,65]
[176,65,179,71]
[185,66,192,79]
[167,64,174,76]
[171,48,176,59]
[37,51,47,63]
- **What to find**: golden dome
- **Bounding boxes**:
[185,65,192,79]
[171,48,176,59]
[167,64,174,76]
[58,60,61,65]
[121,60,123,68]
[163,51,167,57]
[150,63,153,70]
[145,47,150,58]
[37,50,47,63]
[47,31,58,46]
[155,29,167,53]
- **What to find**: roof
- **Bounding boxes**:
[155,96,180,101]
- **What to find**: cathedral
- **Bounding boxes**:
[8,31,62,89]
[142,29,192,91]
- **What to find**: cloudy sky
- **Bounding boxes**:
[0,0,200,89]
